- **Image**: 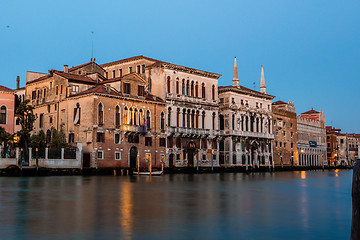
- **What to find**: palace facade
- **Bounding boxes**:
[297,110,327,167]
[218,60,274,168]
[101,56,222,168]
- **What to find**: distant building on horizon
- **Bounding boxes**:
[297,109,327,167]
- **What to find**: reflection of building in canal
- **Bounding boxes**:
[218,60,275,167]
[297,110,327,167]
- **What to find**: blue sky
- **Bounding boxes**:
[1,0,359,133]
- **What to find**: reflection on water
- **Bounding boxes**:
[0,170,352,240]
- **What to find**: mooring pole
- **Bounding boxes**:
[351,158,360,240]
[36,148,39,173]
[196,152,199,174]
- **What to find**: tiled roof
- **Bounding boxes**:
[218,85,275,99]
[26,70,97,85]
[68,62,93,71]
[0,85,14,92]
[101,55,222,78]
[100,55,159,67]
[301,109,319,115]
[272,100,287,105]
[101,76,122,84]
[69,61,106,72]
[54,71,97,84]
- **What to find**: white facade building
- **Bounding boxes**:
[218,58,275,168]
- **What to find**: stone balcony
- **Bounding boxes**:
[168,126,216,137]
[223,129,274,139]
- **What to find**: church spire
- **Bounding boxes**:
[260,65,266,94]
[233,57,239,86]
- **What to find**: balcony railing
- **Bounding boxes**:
[168,126,211,136]
[224,129,274,139]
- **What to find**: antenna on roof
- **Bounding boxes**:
[91,31,94,60]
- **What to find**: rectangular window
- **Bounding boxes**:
[113,70,116,78]
[55,86,59,95]
[145,137,152,146]
[32,90,36,100]
[176,154,180,160]
[137,65,141,73]
[97,151,103,159]
[327,143,330,148]
[72,85,79,93]
[60,85,63,95]
[123,82,131,94]
[176,137,181,148]
[68,133,74,143]
[115,152,121,160]
[97,132,105,143]
[202,154,206,161]
[202,139,207,149]
[119,69,122,77]
[142,64,145,73]
[159,138,166,147]
[114,133,120,144]
[39,114,43,128]
[129,67,133,73]
[138,85,144,96]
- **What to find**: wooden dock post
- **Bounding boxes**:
[351,159,360,240]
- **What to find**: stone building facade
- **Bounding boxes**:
[326,126,341,166]
[272,100,298,166]
[101,56,222,168]
[25,61,166,168]
[297,110,327,166]
[218,60,274,168]
[0,85,15,134]
[336,133,359,166]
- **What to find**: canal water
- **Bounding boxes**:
[0,170,352,240]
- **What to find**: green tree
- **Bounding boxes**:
[0,127,13,157]
[16,99,37,151]
[30,130,46,149]
[49,128,67,149]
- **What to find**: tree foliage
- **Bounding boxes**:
[0,127,13,157]
[30,130,46,149]
[49,128,67,149]
[16,99,37,149]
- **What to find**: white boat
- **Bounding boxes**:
[133,171,163,176]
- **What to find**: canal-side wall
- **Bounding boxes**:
[0,143,82,169]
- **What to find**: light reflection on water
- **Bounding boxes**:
[0,170,352,240]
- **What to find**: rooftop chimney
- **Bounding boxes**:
[64,65,69,73]
[16,76,20,89]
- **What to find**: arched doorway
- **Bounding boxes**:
[129,146,137,168]
[187,141,196,167]
[169,154,174,168]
